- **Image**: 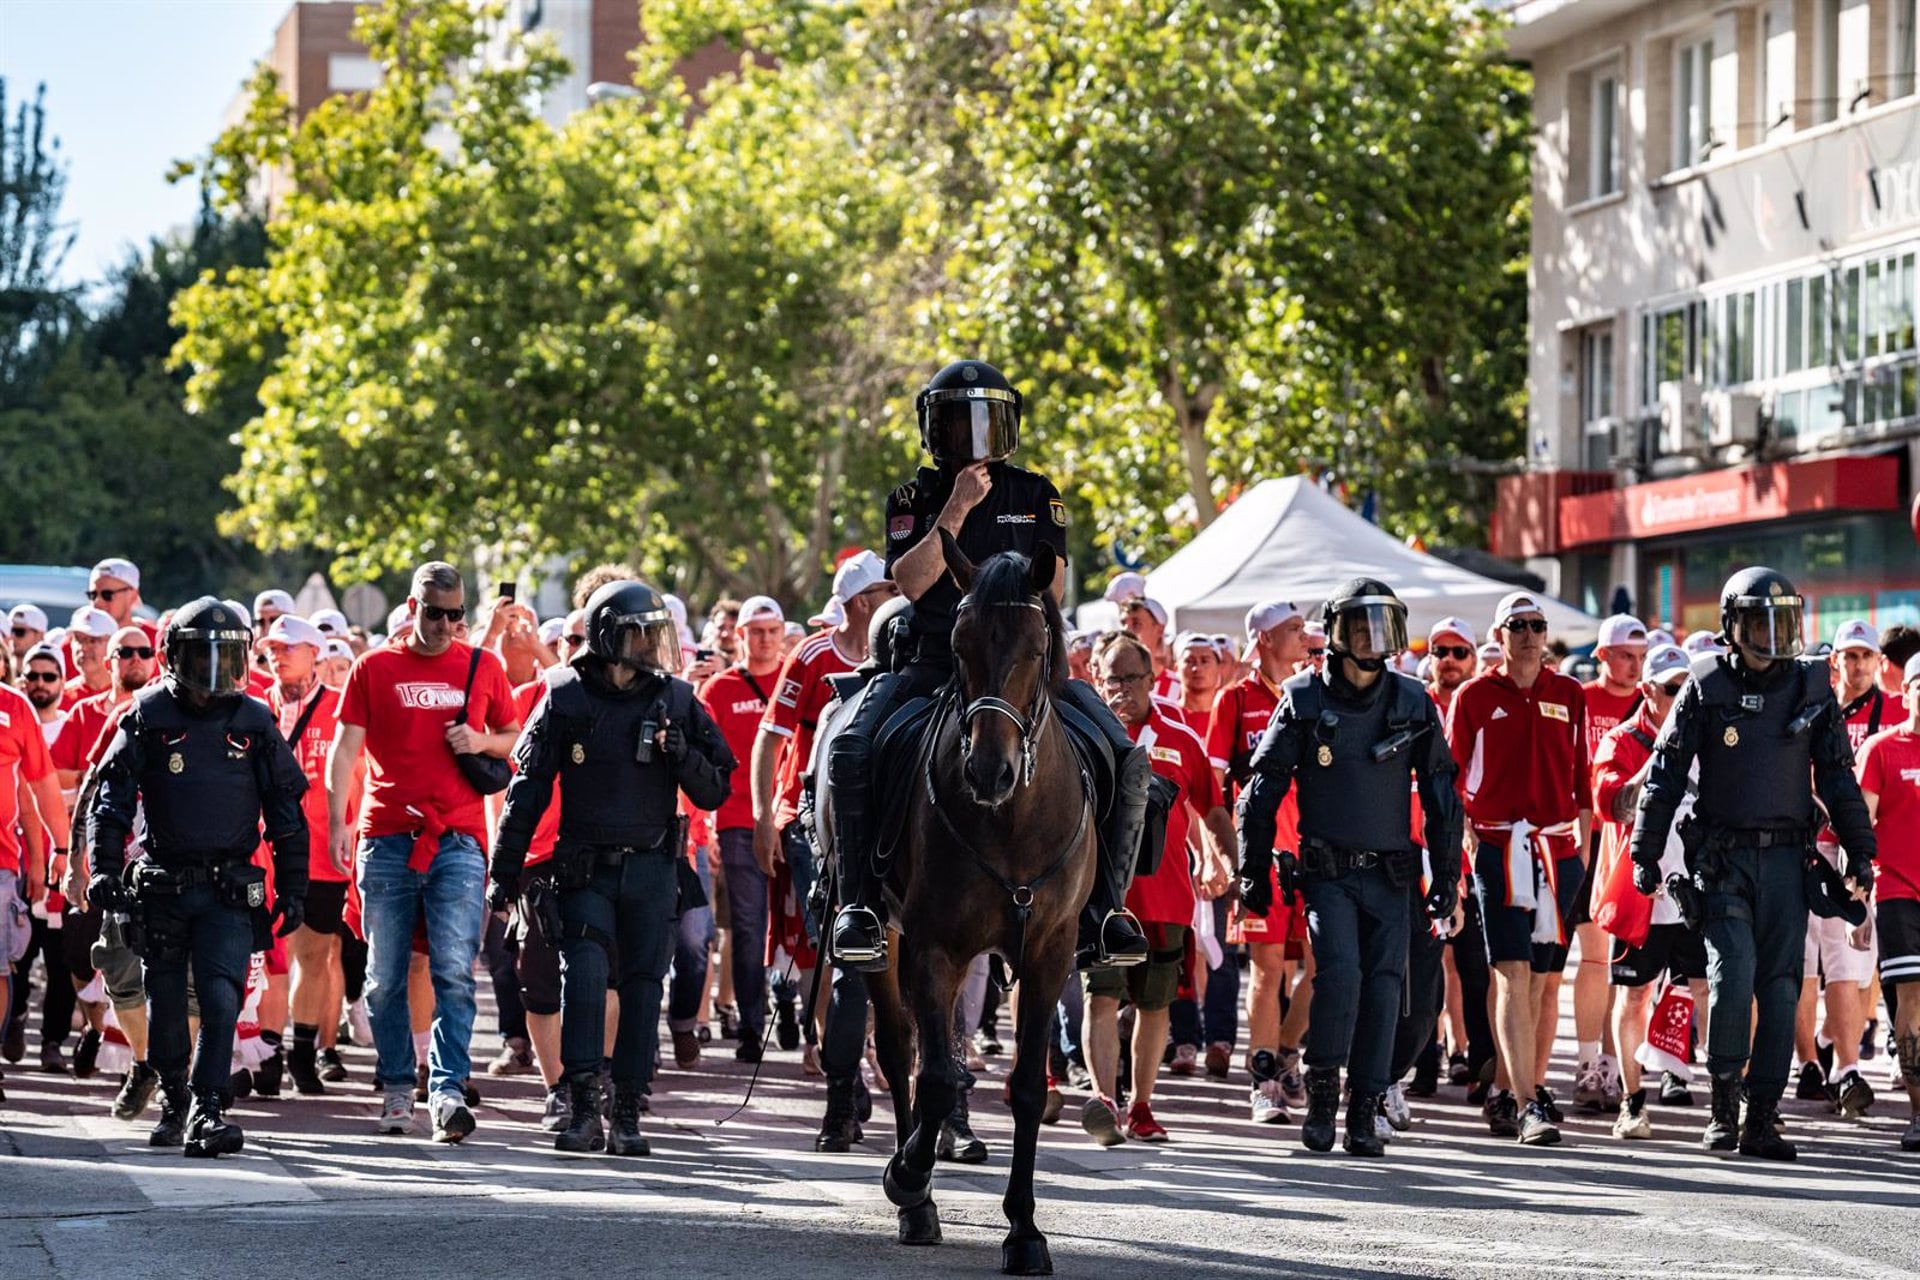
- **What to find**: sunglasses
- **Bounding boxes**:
[418,603,466,623]
[21,671,61,683]
[1432,645,1474,660]
[113,646,154,660]
[10,626,32,637]
[563,634,586,648]
[1306,648,1327,659]
[86,586,128,602]
[1502,618,1549,635]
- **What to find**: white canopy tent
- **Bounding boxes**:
[1074,477,1600,645]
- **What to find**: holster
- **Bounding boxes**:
[214,862,268,911]
[550,845,595,892]
[521,874,565,945]
[129,861,184,901]
[1380,848,1419,889]
[1665,872,1704,932]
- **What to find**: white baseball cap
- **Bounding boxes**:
[68,606,117,639]
[254,589,295,617]
[386,603,413,635]
[310,608,349,636]
[1477,641,1504,665]
[1647,628,1677,648]
[538,617,566,646]
[1103,572,1147,604]
[8,603,48,633]
[1833,619,1880,653]
[1904,654,1920,686]
[1428,616,1475,647]
[264,615,324,649]
[1642,642,1691,686]
[1492,591,1546,629]
[1173,631,1215,658]
[808,596,846,629]
[1681,630,1726,657]
[738,595,785,625]
[1244,600,1301,638]
[89,558,140,590]
[831,550,888,602]
[1121,596,1168,628]
[321,638,354,662]
[1596,613,1649,650]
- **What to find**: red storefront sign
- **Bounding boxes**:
[1556,456,1901,549]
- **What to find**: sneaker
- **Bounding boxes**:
[974,1028,1004,1057]
[1204,1042,1232,1079]
[718,1004,740,1041]
[775,997,801,1052]
[39,1040,69,1074]
[1041,1084,1064,1125]
[1902,1114,1920,1152]
[319,1048,349,1082]
[1125,1100,1169,1142]
[734,1036,763,1064]
[1659,1071,1694,1107]
[539,1083,571,1133]
[1598,1054,1624,1108]
[1275,1049,1308,1111]
[347,999,372,1048]
[1383,1082,1412,1132]
[672,1029,700,1069]
[1,1016,23,1063]
[1833,1069,1876,1119]
[695,1022,712,1045]
[1518,1099,1562,1145]
[1447,1053,1470,1087]
[1612,1090,1652,1140]
[1572,1059,1605,1111]
[1795,1060,1830,1101]
[1861,1020,1879,1061]
[111,1061,161,1121]
[1081,1096,1126,1147]
[73,1029,102,1079]
[1168,1044,1199,1077]
[378,1088,415,1134]
[1250,1078,1288,1124]
[429,1092,475,1143]
[1534,1085,1565,1125]
[1484,1090,1520,1138]
[487,1039,535,1077]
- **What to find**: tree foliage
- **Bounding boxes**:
[0,79,79,400]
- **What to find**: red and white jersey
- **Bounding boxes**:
[1204,674,1281,790]
[1126,705,1221,927]
[1581,679,1639,761]
[1152,668,1178,700]
[1839,687,1905,755]
[697,664,779,832]
[267,682,354,884]
[760,629,859,831]
[1446,668,1591,828]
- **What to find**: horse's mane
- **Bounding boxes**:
[970,551,1069,694]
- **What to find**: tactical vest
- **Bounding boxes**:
[544,668,691,848]
[1286,669,1429,853]
[1689,654,1826,830]
[132,687,278,859]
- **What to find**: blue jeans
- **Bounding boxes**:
[717,828,769,1039]
[558,850,676,1088]
[358,831,487,1097]
[668,848,714,1032]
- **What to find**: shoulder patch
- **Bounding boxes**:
[888,515,917,541]
[1049,499,1067,527]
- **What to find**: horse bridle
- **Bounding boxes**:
[951,594,1053,788]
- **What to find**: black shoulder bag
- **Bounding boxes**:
[453,647,512,795]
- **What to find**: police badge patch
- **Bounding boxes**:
[571,742,586,765]
[1316,744,1333,767]
[1049,499,1067,527]
[168,752,184,774]
[1723,726,1739,747]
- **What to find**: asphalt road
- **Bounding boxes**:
[4,1009,1918,1280]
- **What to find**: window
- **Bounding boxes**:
[1589,74,1620,197]
[1900,0,1919,99]
[1786,278,1805,371]
[1813,0,1841,125]
[1673,36,1714,168]
[1757,10,1778,129]
[1581,325,1615,424]
[328,55,380,93]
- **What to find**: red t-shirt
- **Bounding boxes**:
[1840,687,1906,756]
[60,675,108,712]
[508,680,561,867]
[1205,674,1280,786]
[760,631,858,831]
[1153,668,1178,700]
[51,690,120,775]
[268,682,354,883]
[1447,668,1591,828]
[1126,706,1221,926]
[337,642,516,841]
[697,664,780,832]
[1581,679,1640,761]
[1859,726,1920,902]
[0,684,54,874]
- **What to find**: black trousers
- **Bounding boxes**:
[143,883,254,1095]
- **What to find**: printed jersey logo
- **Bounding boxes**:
[1149,745,1182,765]
[1900,767,1920,786]
[394,682,465,711]
[1490,707,1508,720]
[1540,702,1570,722]
[996,513,1036,525]
[731,699,765,716]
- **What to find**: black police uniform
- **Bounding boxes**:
[90,682,308,1153]
[1631,649,1873,1151]
[493,658,733,1153]
[1237,665,1461,1153]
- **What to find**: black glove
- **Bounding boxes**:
[88,871,127,912]
[1425,872,1459,921]
[1237,847,1274,918]
[1277,851,1301,906]
[1632,858,1663,897]
[660,721,690,765]
[271,893,305,937]
[1845,852,1875,895]
[488,868,521,913]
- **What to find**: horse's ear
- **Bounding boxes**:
[939,527,975,592]
[1029,542,1058,596]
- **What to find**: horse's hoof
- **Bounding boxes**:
[883,1152,930,1208]
[897,1199,942,1246]
[1002,1236,1053,1275]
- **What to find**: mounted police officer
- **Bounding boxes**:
[490,580,734,1157]
[87,597,309,1158]
[826,359,1151,973]
[1235,579,1462,1156]
[1630,567,1875,1160]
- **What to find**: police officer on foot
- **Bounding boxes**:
[87,598,310,1157]
[491,581,734,1157]
[1236,580,1462,1156]
[827,359,1151,972]
[1630,567,1875,1160]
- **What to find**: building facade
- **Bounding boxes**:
[1496,0,1920,641]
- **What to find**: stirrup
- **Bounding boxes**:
[1078,909,1148,970]
[831,905,889,972]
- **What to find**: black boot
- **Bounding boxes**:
[113,1061,160,1121]
[1301,1066,1340,1152]
[1343,1090,1386,1157]
[827,765,889,972]
[553,1071,605,1153]
[1703,1074,1741,1152]
[937,1077,988,1163]
[149,1074,191,1147]
[816,1075,864,1152]
[607,1085,649,1157]
[1076,747,1151,970]
[287,1040,326,1095]
[184,1089,244,1158]
[1739,1084,1797,1161]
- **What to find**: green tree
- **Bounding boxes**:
[0,79,78,402]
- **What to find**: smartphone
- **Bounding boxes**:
[695,647,715,662]
[498,582,517,602]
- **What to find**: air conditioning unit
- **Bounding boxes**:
[1658,379,1703,455]
[1582,417,1620,471]
[1703,389,1763,448]
[1613,416,1656,472]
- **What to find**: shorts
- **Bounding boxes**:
[1229,863,1296,948]
[302,879,349,936]
[87,912,147,1012]
[1474,845,1583,974]
[1876,897,1920,988]
[1,870,29,965]
[1082,924,1189,1012]
[1803,912,1874,987]
[1566,840,1600,929]
[61,905,103,983]
[1610,923,1709,987]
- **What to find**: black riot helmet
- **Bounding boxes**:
[1322,578,1409,672]
[164,596,253,700]
[1719,566,1805,661]
[583,580,682,675]
[916,359,1022,467]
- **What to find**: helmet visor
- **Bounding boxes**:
[924,389,1018,464]
[1730,598,1804,660]
[171,634,250,696]
[614,617,681,674]
[1328,600,1409,661]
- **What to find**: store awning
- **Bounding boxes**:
[1556,455,1902,549]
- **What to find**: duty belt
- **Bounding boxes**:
[1299,839,1391,875]
[578,841,666,866]
[1705,825,1811,851]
